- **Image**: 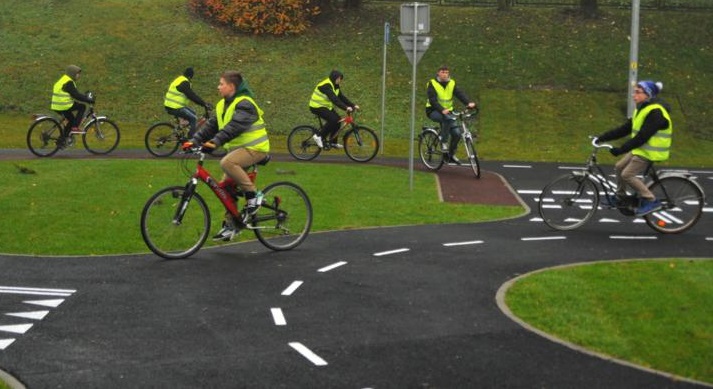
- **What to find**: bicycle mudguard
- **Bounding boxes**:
[31,113,55,121]
[656,170,694,180]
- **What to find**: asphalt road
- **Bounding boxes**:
[0,157,711,388]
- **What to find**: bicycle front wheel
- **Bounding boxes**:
[538,173,599,231]
[463,136,481,179]
[287,125,321,161]
[344,126,379,162]
[83,118,120,155]
[644,176,704,234]
[27,117,62,157]
[145,122,180,157]
[140,185,211,259]
[251,181,312,251]
[418,129,445,171]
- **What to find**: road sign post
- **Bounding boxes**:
[399,3,430,190]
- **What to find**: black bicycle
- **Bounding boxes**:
[287,110,379,163]
[418,108,481,178]
[538,136,706,233]
[27,94,120,157]
[144,109,226,157]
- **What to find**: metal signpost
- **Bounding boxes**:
[398,3,430,189]
[627,0,641,118]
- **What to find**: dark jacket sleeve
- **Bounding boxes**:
[176,81,208,107]
[454,85,472,106]
[598,120,632,143]
[320,84,349,111]
[63,82,93,104]
[617,108,670,154]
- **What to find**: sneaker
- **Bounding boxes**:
[604,195,620,207]
[330,142,343,149]
[70,127,82,134]
[448,155,461,165]
[243,191,263,219]
[441,143,449,153]
[312,134,323,148]
[212,222,238,241]
[635,199,662,217]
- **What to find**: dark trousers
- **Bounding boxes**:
[166,106,198,137]
[310,107,341,141]
[55,102,86,135]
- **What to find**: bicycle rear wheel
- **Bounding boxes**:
[538,173,599,230]
[644,176,704,234]
[27,117,62,157]
[287,125,321,161]
[145,122,180,157]
[140,185,211,259]
[83,118,120,155]
[463,136,481,178]
[344,126,379,162]
[418,129,445,171]
[251,181,312,251]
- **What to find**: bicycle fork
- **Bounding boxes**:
[173,178,198,224]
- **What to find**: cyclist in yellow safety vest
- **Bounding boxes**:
[164,67,212,137]
[183,71,270,241]
[596,80,673,217]
[308,70,359,149]
[51,65,95,138]
[425,65,477,164]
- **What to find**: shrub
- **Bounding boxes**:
[188,0,321,35]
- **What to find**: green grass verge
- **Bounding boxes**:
[1,2,712,166]
[505,259,713,384]
[0,159,522,256]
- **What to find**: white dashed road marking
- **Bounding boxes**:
[373,248,410,256]
[610,236,658,240]
[443,240,484,247]
[289,342,328,366]
[521,236,567,242]
[318,261,348,273]
[271,308,286,326]
[281,281,303,296]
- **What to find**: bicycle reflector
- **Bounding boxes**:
[657,220,666,227]
[344,115,354,124]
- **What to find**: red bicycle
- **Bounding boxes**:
[140,148,312,259]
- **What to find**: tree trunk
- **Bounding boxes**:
[498,0,511,11]
[580,0,599,18]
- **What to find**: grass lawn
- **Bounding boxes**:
[504,259,713,384]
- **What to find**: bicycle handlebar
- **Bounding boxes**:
[446,107,479,120]
[589,135,614,150]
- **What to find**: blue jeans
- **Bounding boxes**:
[165,107,198,137]
[427,110,461,153]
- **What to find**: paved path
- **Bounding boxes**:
[0,151,711,388]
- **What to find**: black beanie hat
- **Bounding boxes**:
[183,67,195,79]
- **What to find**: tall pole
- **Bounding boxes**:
[408,5,419,190]
[627,0,640,118]
[381,22,389,155]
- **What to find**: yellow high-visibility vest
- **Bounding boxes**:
[51,75,74,111]
[164,76,190,109]
[309,78,339,110]
[219,96,270,153]
[425,79,455,111]
[631,103,673,162]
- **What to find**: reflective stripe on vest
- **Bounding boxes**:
[309,78,339,110]
[631,104,673,162]
[164,76,190,109]
[51,75,74,111]
[220,96,270,153]
[425,79,455,110]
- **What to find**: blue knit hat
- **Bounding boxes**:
[637,80,663,98]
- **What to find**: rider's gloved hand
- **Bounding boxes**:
[346,106,354,113]
[609,147,623,157]
[201,141,217,153]
[204,102,214,111]
[181,141,194,151]
[467,102,477,109]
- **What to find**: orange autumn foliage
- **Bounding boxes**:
[189,0,321,35]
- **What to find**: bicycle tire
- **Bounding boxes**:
[644,176,704,234]
[287,125,321,161]
[251,181,312,251]
[83,118,120,155]
[27,117,62,157]
[145,122,180,157]
[140,185,211,259]
[463,136,481,179]
[344,125,379,162]
[418,129,445,171]
[538,173,599,231]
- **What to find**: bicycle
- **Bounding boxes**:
[140,147,313,259]
[27,95,120,157]
[418,108,481,178]
[287,110,379,162]
[144,109,227,158]
[538,136,706,233]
